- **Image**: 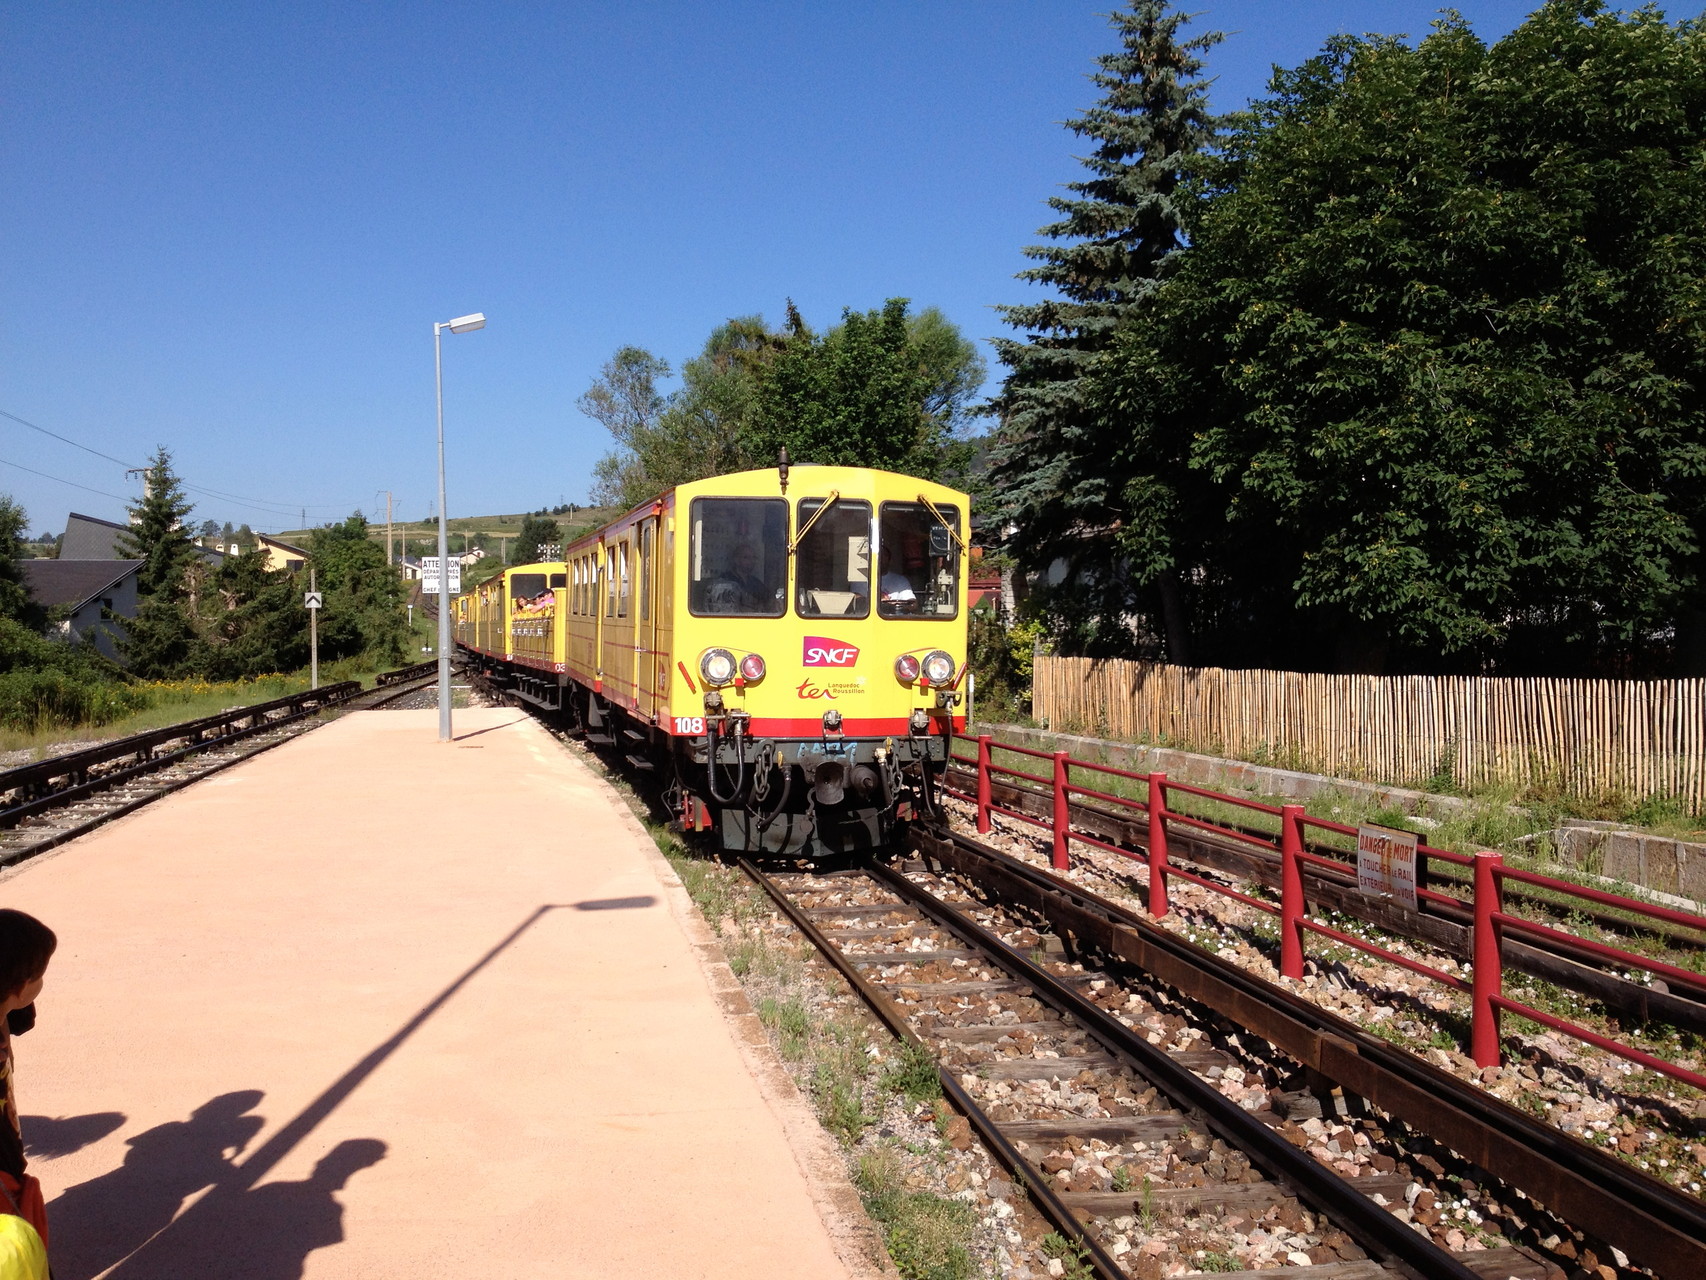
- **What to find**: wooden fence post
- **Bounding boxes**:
[975,735,992,835]
[1147,771,1170,917]
[1471,850,1505,1069]
[1280,804,1306,979]
[1051,751,1071,870]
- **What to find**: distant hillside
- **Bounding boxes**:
[273,507,624,558]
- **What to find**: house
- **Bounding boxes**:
[456,548,486,567]
[20,560,142,663]
[256,533,309,574]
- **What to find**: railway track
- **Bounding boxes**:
[747,824,1706,1279]
[0,667,440,869]
[748,847,1552,1279]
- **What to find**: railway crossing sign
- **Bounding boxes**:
[420,557,461,595]
[303,591,323,610]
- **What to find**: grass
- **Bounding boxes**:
[855,1146,978,1280]
[0,674,312,756]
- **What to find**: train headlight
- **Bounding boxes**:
[739,653,767,683]
[700,648,737,686]
[922,651,956,685]
[894,654,921,684]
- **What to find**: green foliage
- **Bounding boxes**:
[116,447,199,600]
[511,514,562,564]
[968,611,1049,719]
[879,1040,942,1104]
[988,1,1224,659]
[0,669,151,732]
[748,298,979,480]
[854,1147,976,1280]
[194,547,308,678]
[1067,1,1706,675]
[0,495,37,625]
[582,303,983,506]
[308,515,409,667]
[1040,1233,1095,1280]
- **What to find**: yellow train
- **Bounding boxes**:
[454,460,969,856]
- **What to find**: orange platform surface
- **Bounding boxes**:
[2,707,874,1279]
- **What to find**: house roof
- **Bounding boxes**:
[21,559,142,611]
[59,511,224,565]
[59,511,130,559]
[257,533,309,556]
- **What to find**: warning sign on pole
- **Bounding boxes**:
[420,557,461,595]
[303,591,323,610]
[1356,825,1419,912]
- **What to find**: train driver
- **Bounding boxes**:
[712,541,777,612]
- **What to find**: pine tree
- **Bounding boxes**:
[117,447,203,676]
[117,447,198,598]
[987,0,1222,655]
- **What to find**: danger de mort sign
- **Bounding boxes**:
[1356,825,1419,912]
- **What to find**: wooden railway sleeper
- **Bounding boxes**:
[869,851,1483,1280]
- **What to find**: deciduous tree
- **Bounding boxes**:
[1088,0,1706,674]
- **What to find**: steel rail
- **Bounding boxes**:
[739,857,1146,1280]
[862,853,1481,1280]
[911,820,1706,1280]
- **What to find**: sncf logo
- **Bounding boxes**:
[803,636,859,668]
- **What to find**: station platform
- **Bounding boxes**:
[2,707,881,1278]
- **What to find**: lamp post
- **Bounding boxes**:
[434,311,486,741]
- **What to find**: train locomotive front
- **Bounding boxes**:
[666,465,968,856]
[457,463,969,858]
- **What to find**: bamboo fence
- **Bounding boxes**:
[1032,657,1706,812]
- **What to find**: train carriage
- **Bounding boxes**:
[456,461,969,856]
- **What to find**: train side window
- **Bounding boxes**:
[617,542,630,618]
[639,523,653,622]
[605,549,616,617]
[877,502,961,620]
[688,497,787,617]
[549,573,566,589]
[795,497,872,619]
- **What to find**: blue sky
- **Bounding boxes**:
[4,2,1559,534]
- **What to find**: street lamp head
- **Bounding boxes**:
[446,312,486,334]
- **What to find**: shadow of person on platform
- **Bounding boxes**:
[47,1090,265,1280]
[21,1112,126,1161]
[104,1139,386,1280]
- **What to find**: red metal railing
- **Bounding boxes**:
[947,735,1706,1091]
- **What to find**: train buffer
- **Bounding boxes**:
[7,706,875,1276]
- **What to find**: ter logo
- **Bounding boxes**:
[803,636,859,668]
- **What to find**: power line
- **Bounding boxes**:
[0,455,133,503]
[1,404,352,520]
[0,407,135,468]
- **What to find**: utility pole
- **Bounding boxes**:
[385,491,394,568]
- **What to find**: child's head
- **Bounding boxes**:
[0,910,56,1007]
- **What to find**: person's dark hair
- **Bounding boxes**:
[0,910,56,999]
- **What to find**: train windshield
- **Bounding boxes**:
[794,497,872,619]
[689,497,788,617]
[877,502,961,619]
